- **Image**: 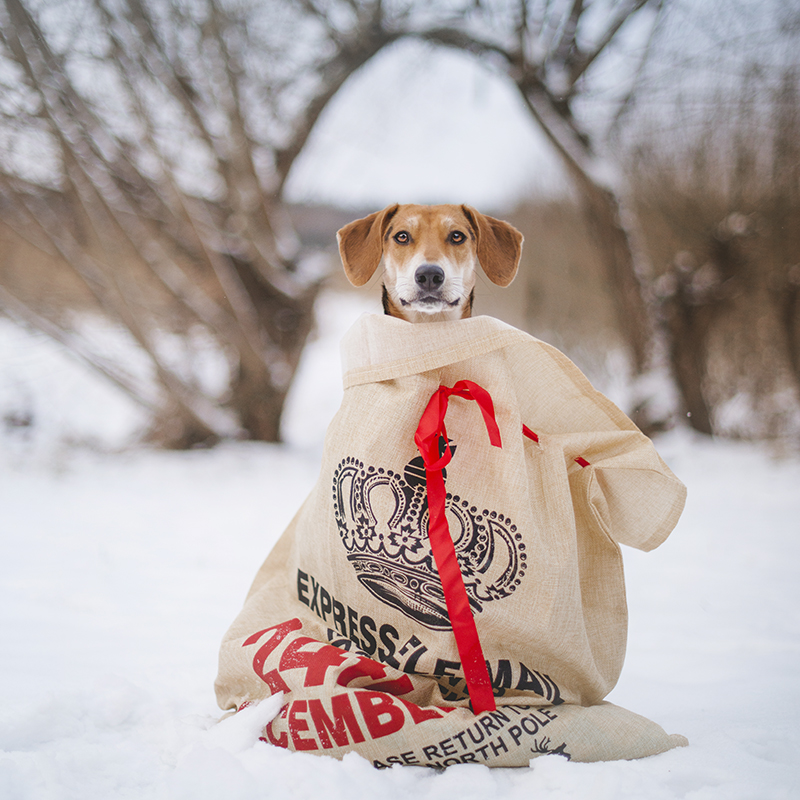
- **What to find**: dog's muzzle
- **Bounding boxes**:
[412,264,451,307]
[415,264,445,293]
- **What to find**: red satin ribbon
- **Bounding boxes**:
[414,380,502,714]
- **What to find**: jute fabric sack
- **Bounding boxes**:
[215,314,688,767]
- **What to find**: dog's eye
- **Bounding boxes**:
[393,231,410,244]
[449,231,466,244]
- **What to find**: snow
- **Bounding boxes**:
[2,293,800,799]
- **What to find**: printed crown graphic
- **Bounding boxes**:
[332,454,527,630]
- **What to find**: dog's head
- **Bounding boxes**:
[337,204,523,322]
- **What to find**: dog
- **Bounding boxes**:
[216,206,688,766]
[337,204,524,322]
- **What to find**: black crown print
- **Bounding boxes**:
[332,451,527,630]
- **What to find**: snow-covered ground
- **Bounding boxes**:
[1,294,799,799]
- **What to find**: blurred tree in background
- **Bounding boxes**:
[0,0,399,446]
[615,0,800,440]
[1,0,797,447]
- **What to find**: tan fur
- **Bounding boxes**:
[337,204,523,323]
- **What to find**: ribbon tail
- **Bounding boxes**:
[425,467,496,713]
[416,382,501,714]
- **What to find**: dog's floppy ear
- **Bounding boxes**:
[461,205,523,287]
[337,204,400,287]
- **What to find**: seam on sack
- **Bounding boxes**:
[584,467,618,550]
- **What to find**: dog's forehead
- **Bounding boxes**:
[393,204,470,233]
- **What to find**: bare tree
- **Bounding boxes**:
[617,0,800,440]
[0,0,397,447]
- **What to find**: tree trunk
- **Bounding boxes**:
[573,181,653,374]
[512,83,656,377]
[146,405,221,450]
[780,276,800,391]
[228,256,319,442]
[661,288,716,435]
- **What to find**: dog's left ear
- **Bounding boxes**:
[337,204,400,286]
[461,205,523,287]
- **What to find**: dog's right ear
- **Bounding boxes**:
[337,204,399,286]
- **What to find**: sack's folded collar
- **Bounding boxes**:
[215,314,688,767]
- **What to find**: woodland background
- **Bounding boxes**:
[1,0,799,451]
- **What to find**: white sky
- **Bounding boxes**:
[284,40,569,213]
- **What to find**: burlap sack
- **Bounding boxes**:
[215,314,688,767]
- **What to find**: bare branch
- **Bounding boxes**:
[413,26,511,61]
[608,0,666,137]
[3,184,240,439]
[548,0,583,67]
[10,6,268,352]
[0,284,158,411]
[567,0,652,90]
[274,25,402,192]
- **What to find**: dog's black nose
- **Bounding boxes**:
[415,264,445,289]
